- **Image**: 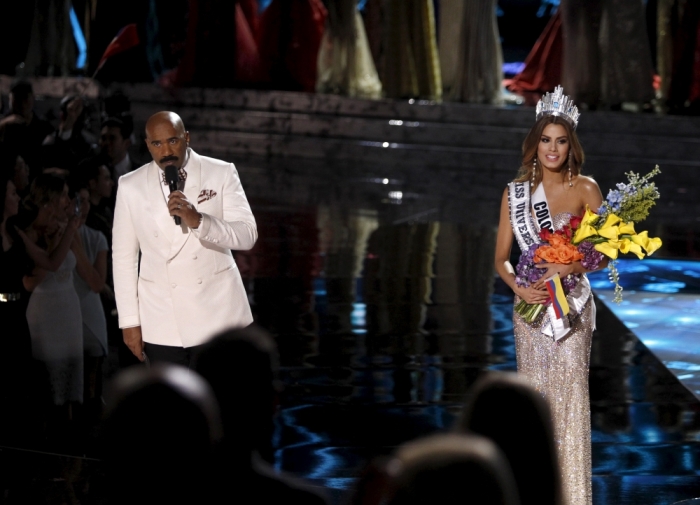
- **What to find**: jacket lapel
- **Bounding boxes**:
[183,149,201,207]
[168,149,201,259]
[147,161,174,243]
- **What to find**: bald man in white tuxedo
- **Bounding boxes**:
[112,111,256,366]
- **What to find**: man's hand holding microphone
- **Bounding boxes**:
[165,165,201,229]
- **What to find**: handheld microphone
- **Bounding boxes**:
[164,165,181,225]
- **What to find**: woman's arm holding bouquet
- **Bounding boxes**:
[495,189,549,304]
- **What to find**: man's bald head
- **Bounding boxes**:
[145,111,186,136]
[144,111,190,170]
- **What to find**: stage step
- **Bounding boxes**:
[2,77,696,227]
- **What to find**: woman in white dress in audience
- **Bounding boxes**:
[21,174,83,409]
[71,182,109,416]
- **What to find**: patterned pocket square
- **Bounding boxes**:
[197,189,217,204]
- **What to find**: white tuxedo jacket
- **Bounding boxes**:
[112,149,256,347]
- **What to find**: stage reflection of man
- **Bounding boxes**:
[112,111,257,367]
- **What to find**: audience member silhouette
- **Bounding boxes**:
[0,80,53,175]
[0,145,30,196]
[101,364,222,505]
[350,433,520,505]
[41,95,98,173]
[0,170,32,411]
[194,325,328,505]
[455,373,561,505]
[77,156,115,246]
[99,117,135,183]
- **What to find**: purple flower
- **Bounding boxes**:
[515,244,546,287]
[562,274,579,292]
[527,269,543,284]
[578,241,605,271]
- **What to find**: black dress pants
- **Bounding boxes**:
[143,342,204,369]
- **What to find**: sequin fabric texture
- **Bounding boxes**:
[513,212,593,505]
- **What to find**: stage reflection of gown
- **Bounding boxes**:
[513,212,593,505]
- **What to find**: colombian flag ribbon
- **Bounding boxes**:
[545,274,570,320]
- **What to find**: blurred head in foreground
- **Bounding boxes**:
[351,433,520,505]
[101,364,222,505]
[194,324,279,465]
[456,372,561,505]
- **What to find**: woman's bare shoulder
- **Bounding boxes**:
[501,184,515,204]
[575,175,604,211]
[577,175,603,196]
[577,175,599,189]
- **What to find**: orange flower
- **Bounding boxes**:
[535,243,584,264]
[548,233,569,248]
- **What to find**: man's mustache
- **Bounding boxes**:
[160,156,178,164]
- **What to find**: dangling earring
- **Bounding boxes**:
[568,152,573,187]
[531,158,536,188]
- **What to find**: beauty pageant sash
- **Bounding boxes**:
[507,182,539,252]
[542,274,595,341]
[531,183,553,233]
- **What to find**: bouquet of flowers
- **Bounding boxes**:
[515,166,663,323]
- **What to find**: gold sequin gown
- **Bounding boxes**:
[513,212,593,505]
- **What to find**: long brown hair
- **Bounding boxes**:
[514,115,585,187]
[19,173,66,236]
[25,173,66,209]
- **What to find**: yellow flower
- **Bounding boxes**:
[594,241,620,259]
[573,206,600,244]
[572,206,662,260]
[619,238,645,259]
[618,221,636,236]
[631,231,663,256]
[597,213,622,240]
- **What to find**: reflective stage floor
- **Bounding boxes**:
[591,259,700,400]
[268,252,700,504]
[4,228,700,505]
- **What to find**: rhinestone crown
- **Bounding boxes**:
[535,85,580,129]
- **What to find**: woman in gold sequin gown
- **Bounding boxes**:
[494,113,607,505]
